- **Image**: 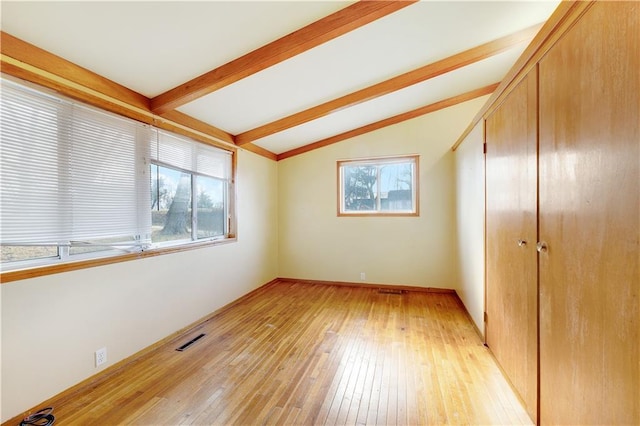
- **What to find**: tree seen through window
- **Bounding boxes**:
[339,156,418,215]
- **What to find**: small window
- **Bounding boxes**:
[338,155,419,216]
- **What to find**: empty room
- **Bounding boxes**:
[0,1,637,425]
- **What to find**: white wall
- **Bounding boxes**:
[0,149,278,422]
[453,121,486,335]
[278,97,489,289]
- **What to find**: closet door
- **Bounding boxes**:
[485,70,538,422]
[538,2,639,424]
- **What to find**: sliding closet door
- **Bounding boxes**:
[538,2,639,424]
[485,70,538,422]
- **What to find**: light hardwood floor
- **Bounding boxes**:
[17,280,532,425]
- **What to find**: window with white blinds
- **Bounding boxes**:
[149,130,233,244]
[0,77,234,270]
[151,130,231,179]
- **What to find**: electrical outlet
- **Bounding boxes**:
[95,347,107,367]
[360,272,366,281]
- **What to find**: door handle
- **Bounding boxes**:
[537,242,548,253]
[517,239,527,247]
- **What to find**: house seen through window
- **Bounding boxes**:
[338,155,419,216]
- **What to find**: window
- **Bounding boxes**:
[0,77,234,272]
[338,155,419,216]
[149,130,231,244]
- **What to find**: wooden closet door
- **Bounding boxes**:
[538,2,639,424]
[485,70,538,422]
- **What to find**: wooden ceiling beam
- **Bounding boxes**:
[1,31,150,111]
[150,0,417,115]
[240,143,279,162]
[276,83,499,161]
[159,110,235,145]
[236,24,542,146]
[0,32,283,161]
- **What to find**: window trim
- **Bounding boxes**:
[0,237,237,284]
[337,154,420,217]
[0,76,238,283]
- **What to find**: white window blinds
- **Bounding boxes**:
[0,78,151,247]
[1,76,234,265]
[151,130,232,180]
[1,80,63,244]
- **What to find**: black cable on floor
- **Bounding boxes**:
[19,407,54,426]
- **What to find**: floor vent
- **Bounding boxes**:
[176,333,206,352]
[378,288,405,295]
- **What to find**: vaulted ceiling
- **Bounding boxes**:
[0,1,560,160]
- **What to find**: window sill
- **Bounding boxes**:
[337,212,419,217]
[0,237,237,284]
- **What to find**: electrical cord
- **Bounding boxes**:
[20,407,55,426]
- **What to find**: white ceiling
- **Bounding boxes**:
[0,1,560,157]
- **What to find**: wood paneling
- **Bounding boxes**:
[5,280,533,425]
[150,1,417,114]
[451,1,593,152]
[538,2,639,424]
[485,70,538,423]
[237,25,542,146]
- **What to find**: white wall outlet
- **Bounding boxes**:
[95,347,107,367]
[360,272,366,281]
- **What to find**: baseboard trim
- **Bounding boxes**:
[2,277,280,426]
[481,337,534,425]
[277,277,456,294]
[453,290,485,341]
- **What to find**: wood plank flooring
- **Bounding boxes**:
[18,280,532,425]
